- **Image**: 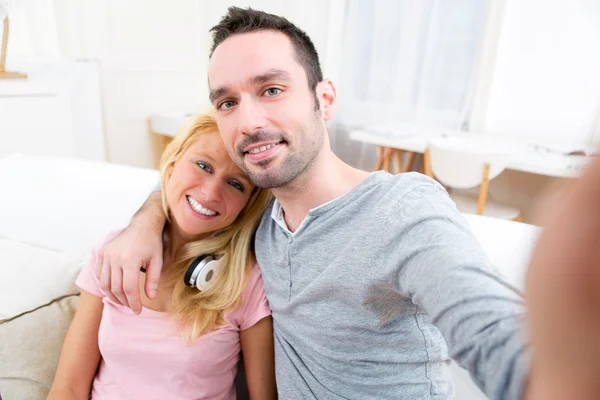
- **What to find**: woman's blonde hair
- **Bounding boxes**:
[159,112,272,341]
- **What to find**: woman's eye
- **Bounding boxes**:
[264,88,281,97]
[196,162,212,173]
[218,100,236,110]
[229,181,244,192]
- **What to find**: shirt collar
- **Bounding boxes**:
[270,199,289,232]
[270,196,342,234]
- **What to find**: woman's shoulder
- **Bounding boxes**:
[98,229,125,249]
[88,229,125,261]
[76,230,124,300]
[225,261,270,329]
[229,260,266,307]
[245,260,264,288]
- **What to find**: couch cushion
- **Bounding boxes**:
[0,155,159,253]
[463,213,539,291]
[0,295,80,400]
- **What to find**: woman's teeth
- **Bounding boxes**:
[187,196,217,216]
[248,143,278,154]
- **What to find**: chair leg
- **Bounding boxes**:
[393,150,405,174]
[423,148,434,178]
[477,163,491,215]
[403,151,417,173]
[417,154,424,174]
[382,147,393,172]
[374,146,384,171]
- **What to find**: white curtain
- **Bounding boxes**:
[330,0,489,170]
[4,0,60,60]
[6,0,106,61]
[6,0,495,168]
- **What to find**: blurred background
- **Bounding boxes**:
[1,0,599,222]
[1,3,598,398]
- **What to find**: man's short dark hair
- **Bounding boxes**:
[209,7,323,92]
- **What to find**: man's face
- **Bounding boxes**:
[208,31,328,189]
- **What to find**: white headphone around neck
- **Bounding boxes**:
[184,254,224,291]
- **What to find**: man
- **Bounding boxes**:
[97,7,600,399]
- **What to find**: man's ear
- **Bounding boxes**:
[317,79,337,121]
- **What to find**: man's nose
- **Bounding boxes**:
[237,96,268,136]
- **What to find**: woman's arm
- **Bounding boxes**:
[47,291,104,400]
[240,316,277,400]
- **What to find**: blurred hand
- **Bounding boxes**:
[526,155,600,400]
[95,193,165,314]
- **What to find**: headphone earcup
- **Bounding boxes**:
[184,255,212,287]
[184,254,223,291]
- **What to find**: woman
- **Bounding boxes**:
[48,113,276,400]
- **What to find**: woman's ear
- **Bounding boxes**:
[165,160,176,177]
[161,161,177,222]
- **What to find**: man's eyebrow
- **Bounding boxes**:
[209,87,229,104]
[250,69,291,85]
[209,69,291,104]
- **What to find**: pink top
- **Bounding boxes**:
[76,240,271,400]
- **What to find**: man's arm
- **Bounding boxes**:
[383,182,529,400]
[96,191,166,314]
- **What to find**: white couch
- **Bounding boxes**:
[0,155,539,399]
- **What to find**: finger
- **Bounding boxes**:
[144,254,163,300]
[100,257,121,304]
[110,264,130,309]
[122,262,142,315]
[99,255,120,305]
[95,249,105,280]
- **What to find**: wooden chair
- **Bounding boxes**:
[424,137,522,222]
[375,146,418,174]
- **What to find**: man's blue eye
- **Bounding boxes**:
[264,88,281,97]
[219,100,236,110]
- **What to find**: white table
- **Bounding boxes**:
[147,112,593,178]
[148,111,193,168]
[351,129,592,178]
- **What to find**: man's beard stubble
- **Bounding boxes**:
[234,118,325,190]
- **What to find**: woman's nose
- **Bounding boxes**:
[200,179,223,203]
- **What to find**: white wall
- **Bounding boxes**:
[484,0,600,144]
[0,58,106,161]
[41,0,345,168]
[472,0,600,223]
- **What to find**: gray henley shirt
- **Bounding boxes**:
[254,171,529,399]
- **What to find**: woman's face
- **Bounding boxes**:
[166,132,254,240]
